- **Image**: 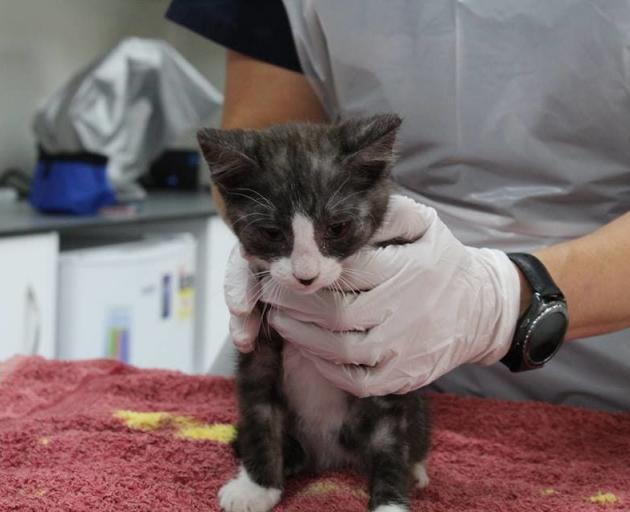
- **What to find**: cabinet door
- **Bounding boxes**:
[0,233,58,360]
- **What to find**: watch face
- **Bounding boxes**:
[528,308,569,364]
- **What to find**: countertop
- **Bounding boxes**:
[0,191,217,237]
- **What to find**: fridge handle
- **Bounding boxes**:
[22,285,41,355]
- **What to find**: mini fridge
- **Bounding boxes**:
[0,233,58,361]
[57,234,196,373]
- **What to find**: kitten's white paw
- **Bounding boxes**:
[372,505,408,512]
[412,460,430,489]
[218,466,281,512]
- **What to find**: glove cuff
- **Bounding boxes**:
[472,249,522,366]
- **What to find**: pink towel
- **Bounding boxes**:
[0,356,627,511]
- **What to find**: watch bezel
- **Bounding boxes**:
[520,294,569,369]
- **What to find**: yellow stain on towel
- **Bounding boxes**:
[114,410,171,431]
[298,479,368,499]
[174,418,236,443]
[18,485,48,499]
[38,437,50,446]
[589,491,618,505]
[114,410,236,443]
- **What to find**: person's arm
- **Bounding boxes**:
[247,201,630,397]
[535,211,630,340]
[222,50,326,129]
[220,54,630,342]
[212,50,327,216]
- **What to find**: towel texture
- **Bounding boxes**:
[0,356,627,511]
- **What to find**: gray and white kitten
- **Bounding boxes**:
[198,114,430,512]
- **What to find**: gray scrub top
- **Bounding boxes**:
[283,0,630,411]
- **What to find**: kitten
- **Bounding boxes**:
[198,114,430,512]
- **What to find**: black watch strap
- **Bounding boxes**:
[507,253,563,299]
[503,252,568,372]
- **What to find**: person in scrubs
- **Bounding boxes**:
[167,1,630,411]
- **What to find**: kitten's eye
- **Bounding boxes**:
[326,220,352,238]
[260,226,284,242]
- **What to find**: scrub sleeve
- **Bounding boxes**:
[166,0,302,73]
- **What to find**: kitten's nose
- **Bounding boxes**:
[294,274,317,286]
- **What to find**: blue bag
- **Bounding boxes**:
[29,148,116,215]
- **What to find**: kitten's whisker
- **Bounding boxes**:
[329,204,361,218]
[366,212,378,229]
[237,212,272,221]
[337,275,361,295]
[330,279,350,328]
[261,292,274,337]
[227,191,274,212]
[340,268,376,289]
[336,275,372,325]
[240,218,273,232]
[262,279,285,338]
[273,283,285,312]
[328,190,365,211]
[243,275,272,321]
[230,187,274,208]
[341,266,376,279]
[326,175,352,211]
[235,216,272,229]
[247,288,266,309]
[232,187,275,210]
[340,267,370,276]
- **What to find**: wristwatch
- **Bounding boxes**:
[501,253,569,372]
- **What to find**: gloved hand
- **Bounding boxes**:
[224,195,430,353]
[227,196,522,397]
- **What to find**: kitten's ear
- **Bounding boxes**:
[197,128,259,189]
[338,113,402,182]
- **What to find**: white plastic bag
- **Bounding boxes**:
[33,37,223,199]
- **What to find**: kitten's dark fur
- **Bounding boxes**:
[198,114,430,512]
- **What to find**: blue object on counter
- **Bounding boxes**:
[29,148,116,215]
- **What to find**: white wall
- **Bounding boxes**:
[0,0,226,176]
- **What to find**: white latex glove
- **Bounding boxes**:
[224,195,432,353]
[261,198,522,397]
[224,243,262,353]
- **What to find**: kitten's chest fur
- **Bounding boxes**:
[281,343,356,470]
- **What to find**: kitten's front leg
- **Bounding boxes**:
[366,423,412,512]
[219,331,285,512]
[366,393,431,512]
[343,398,412,512]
